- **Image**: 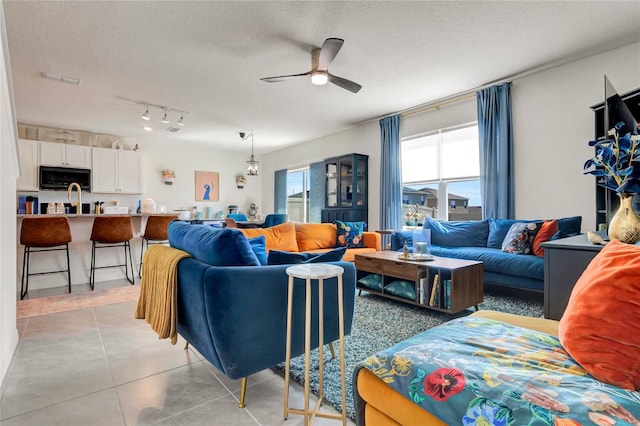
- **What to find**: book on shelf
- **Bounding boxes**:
[443,279,452,310]
[428,274,440,307]
[419,277,428,304]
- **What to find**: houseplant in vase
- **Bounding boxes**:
[584,121,640,243]
[235,173,247,189]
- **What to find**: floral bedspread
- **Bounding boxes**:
[357,317,640,425]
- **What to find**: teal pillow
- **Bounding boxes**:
[384,280,416,301]
[248,236,267,266]
[267,247,347,265]
[358,273,383,291]
[335,220,366,248]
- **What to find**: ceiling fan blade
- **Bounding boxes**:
[260,71,311,83]
[328,73,362,94]
[318,38,344,70]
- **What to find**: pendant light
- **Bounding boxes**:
[240,132,259,176]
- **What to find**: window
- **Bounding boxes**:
[401,124,481,222]
[286,167,310,222]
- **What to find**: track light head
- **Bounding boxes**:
[177,114,184,126]
[239,132,246,139]
[161,110,169,124]
[141,108,150,121]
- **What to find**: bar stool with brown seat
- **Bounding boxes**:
[139,215,178,277]
[90,215,135,290]
[19,216,72,300]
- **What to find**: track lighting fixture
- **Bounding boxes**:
[240,132,259,176]
[135,102,188,131]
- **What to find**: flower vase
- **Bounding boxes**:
[608,193,640,244]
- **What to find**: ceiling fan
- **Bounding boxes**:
[260,38,362,94]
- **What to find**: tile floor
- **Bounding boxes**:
[3,280,354,425]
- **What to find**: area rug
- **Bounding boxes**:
[17,285,140,319]
[274,287,543,420]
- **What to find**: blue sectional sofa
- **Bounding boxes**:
[167,221,357,407]
[390,216,582,292]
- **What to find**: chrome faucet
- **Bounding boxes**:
[67,182,82,215]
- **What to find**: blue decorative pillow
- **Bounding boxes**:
[358,273,383,291]
[335,220,366,248]
[267,247,347,265]
[424,218,489,247]
[557,216,582,236]
[390,230,414,251]
[384,280,416,301]
[501,222,541,255]
[247,236,267,266]
[168,222,260,266]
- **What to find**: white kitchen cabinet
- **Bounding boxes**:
[40,141,91,168]
[16,139,39,191]
[91,147,141,194]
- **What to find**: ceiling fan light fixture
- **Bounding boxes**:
[311,71,328,86]
[141,108,150,121]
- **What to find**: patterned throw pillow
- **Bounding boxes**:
[358,273,383,291]
[335,220,366,248]
[501,222,541,255]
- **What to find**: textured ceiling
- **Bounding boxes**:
[3,1,640,155]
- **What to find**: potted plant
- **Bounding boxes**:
[584,121,640,242]
[235,172,247,189]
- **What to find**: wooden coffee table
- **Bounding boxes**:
[354,251,483,313]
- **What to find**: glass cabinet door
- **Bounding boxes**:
[326,162,338,207]
[339,156,354,207]
[353,157,367,208]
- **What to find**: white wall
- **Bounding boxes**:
[262,43,640,233]
[1,0,19,387]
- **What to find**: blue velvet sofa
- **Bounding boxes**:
[167,221,357,407]
[390,216,582,292]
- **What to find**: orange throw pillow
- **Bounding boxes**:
[532,220,558,257]
[238,222,298,252]
[295,223,338,252]
[558,239,640,390]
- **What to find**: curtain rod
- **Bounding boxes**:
[371,53,581,124]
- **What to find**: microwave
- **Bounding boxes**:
[39,166,91,191]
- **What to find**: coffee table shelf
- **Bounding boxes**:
[354,251,483,313]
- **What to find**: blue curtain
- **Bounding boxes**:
[477,82,515,219]
[273,169,287,214]
[379,114,402,230]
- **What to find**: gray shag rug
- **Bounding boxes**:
[273,287,543,420]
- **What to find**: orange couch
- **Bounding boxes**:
[238,222,381,262]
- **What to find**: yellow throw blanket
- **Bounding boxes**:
[135,245,191,345]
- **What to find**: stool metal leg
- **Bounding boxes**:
[338,274,346,425]
[65,243,71,294]
[124,241,134,284]
[139,238,147,278]
[90,241,96,290]
[20,246,30,300]
[284,275,295,420]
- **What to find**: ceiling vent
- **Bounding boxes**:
[166,127,181,133]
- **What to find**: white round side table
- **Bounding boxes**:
[283,263,346,426]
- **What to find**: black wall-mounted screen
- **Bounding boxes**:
[39,166,91,191]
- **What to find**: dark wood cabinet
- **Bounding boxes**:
[541,233,603,320]
[591,88,640,228]
[321,153,368,226]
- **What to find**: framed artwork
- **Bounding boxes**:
[194,170,219,202]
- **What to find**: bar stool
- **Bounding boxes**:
[90,215,134,290]
[139,215,178,277]
[19,217,72,300]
